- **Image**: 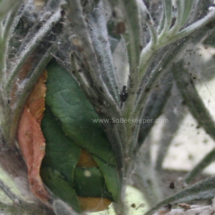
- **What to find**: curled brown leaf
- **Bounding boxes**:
[17,71,50,204]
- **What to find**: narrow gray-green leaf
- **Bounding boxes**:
[184,148,215,184]
[137,72,173,151]
[173,60,215,141]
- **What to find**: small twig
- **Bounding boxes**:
[153,198,215,215]
[145,176,215,215]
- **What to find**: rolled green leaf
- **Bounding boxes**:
[45,60,116,166]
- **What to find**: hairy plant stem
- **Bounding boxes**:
[107,0,143,157]
[118,0,142,119]
[88,1,119,102]
[5,9,61,96]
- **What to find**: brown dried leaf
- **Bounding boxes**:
[17,71,49,204]
[26,71,47,123]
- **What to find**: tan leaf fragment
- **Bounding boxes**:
[178,203,191,211]
[78,196,111,212]
[77,149,98,168]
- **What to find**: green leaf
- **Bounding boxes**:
[74,167,112,199]
[93,156,120,201]
[41,168,81,213]
[45,60,116,166]
[41,110,81,183]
